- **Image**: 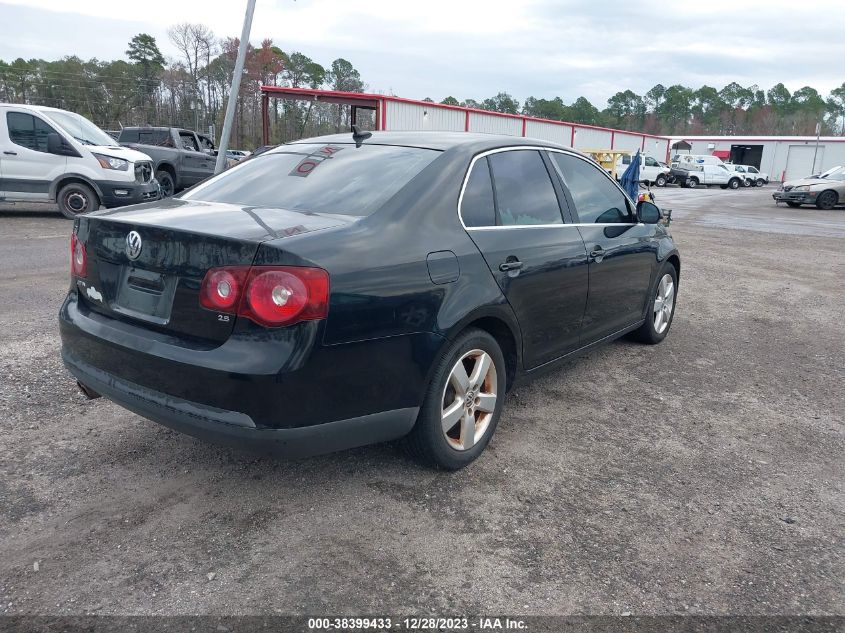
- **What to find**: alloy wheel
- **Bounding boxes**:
[653,273,675,334]
[441,349,498,451]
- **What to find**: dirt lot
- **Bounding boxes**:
[0,187,843,616]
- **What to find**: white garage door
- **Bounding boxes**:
[786,145,825,181]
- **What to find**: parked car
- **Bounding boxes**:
[117,126,216,196]
[0,104,159,218]
[772,165,844,209]
[60,132,680,470]
[226,149,250,161]
[727,164,769,187]
[671,163,743,189]
[615,153,671,186]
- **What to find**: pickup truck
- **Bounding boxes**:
[670,163,744,189]
[117,126,216,196]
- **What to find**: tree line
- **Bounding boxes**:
[1,23,843,150]
[434,81,845,137]
[0,26,366,149]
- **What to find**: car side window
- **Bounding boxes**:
[552,153,633,224]
[7,112,58,153]
[748,166,759,174]
[488,150,563,226]
[180,132,199,152]
[119,129,140,143]
[460,157,496,227]
[645,156,658,167]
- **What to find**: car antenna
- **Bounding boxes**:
[351,124,372,148]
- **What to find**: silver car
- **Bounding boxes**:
[773,165,845,209]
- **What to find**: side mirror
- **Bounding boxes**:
[637,200,662,224]
[47,132,79,157]
[47,132,63,155]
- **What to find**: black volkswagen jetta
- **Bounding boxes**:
[60,131,680,469]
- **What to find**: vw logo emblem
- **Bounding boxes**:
[125,231,142,260]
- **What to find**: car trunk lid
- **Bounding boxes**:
[76,198,350,343]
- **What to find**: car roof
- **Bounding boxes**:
[0,104,71,115]
[288,131,574,153]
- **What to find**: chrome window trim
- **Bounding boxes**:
[457,145,638,230]
[466,222,644,231]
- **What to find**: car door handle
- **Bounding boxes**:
[3,151,17,155]
[589,247,605,262]
[499,260,524,272]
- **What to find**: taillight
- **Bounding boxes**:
[199,268,247,311]
[198,266,329,328]
[70,233,87,278]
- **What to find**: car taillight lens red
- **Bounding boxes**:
[198,266,329,328]
[70,233,87,278]
[199,268,246,311]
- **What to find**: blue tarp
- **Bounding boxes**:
[620,150,641,201]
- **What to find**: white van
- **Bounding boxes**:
[0,104,159,218]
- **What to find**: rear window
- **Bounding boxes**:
[182,143,441,216]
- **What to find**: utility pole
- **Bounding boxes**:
[811,121,821,175]
[214,0,257,175]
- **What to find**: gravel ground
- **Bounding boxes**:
[0,187,842,616]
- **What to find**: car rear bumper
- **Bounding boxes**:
[63,349,417,457]
[59,293,442,454]
[97,179,161,208]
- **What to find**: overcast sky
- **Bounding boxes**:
[1,0,843,107]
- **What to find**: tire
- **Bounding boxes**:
[632,263,678,345]
[743,178,751,187]
[404,328,507,470]
[655,175,667,187]
[687,177,699,189]
[756,179,765,188]
[815,190,838,210]
[729,178,741,190]
[57,182,98,219]
[786,201,802,208]
[156,170,175,197]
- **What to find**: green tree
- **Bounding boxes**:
[327,58,363,92]
[126,33,165,74]
[645,84,666,112]
[441,96,459,105]
[126,34,165,121]
[767,83,792,113]
[691,85,725,132]
[481,92,520,114]
[569,96,602,126]
[523,96,568,120]
[827,82,845,134]
[657,85,693,133]
[605,89,645,128]
[327,58,363,131]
